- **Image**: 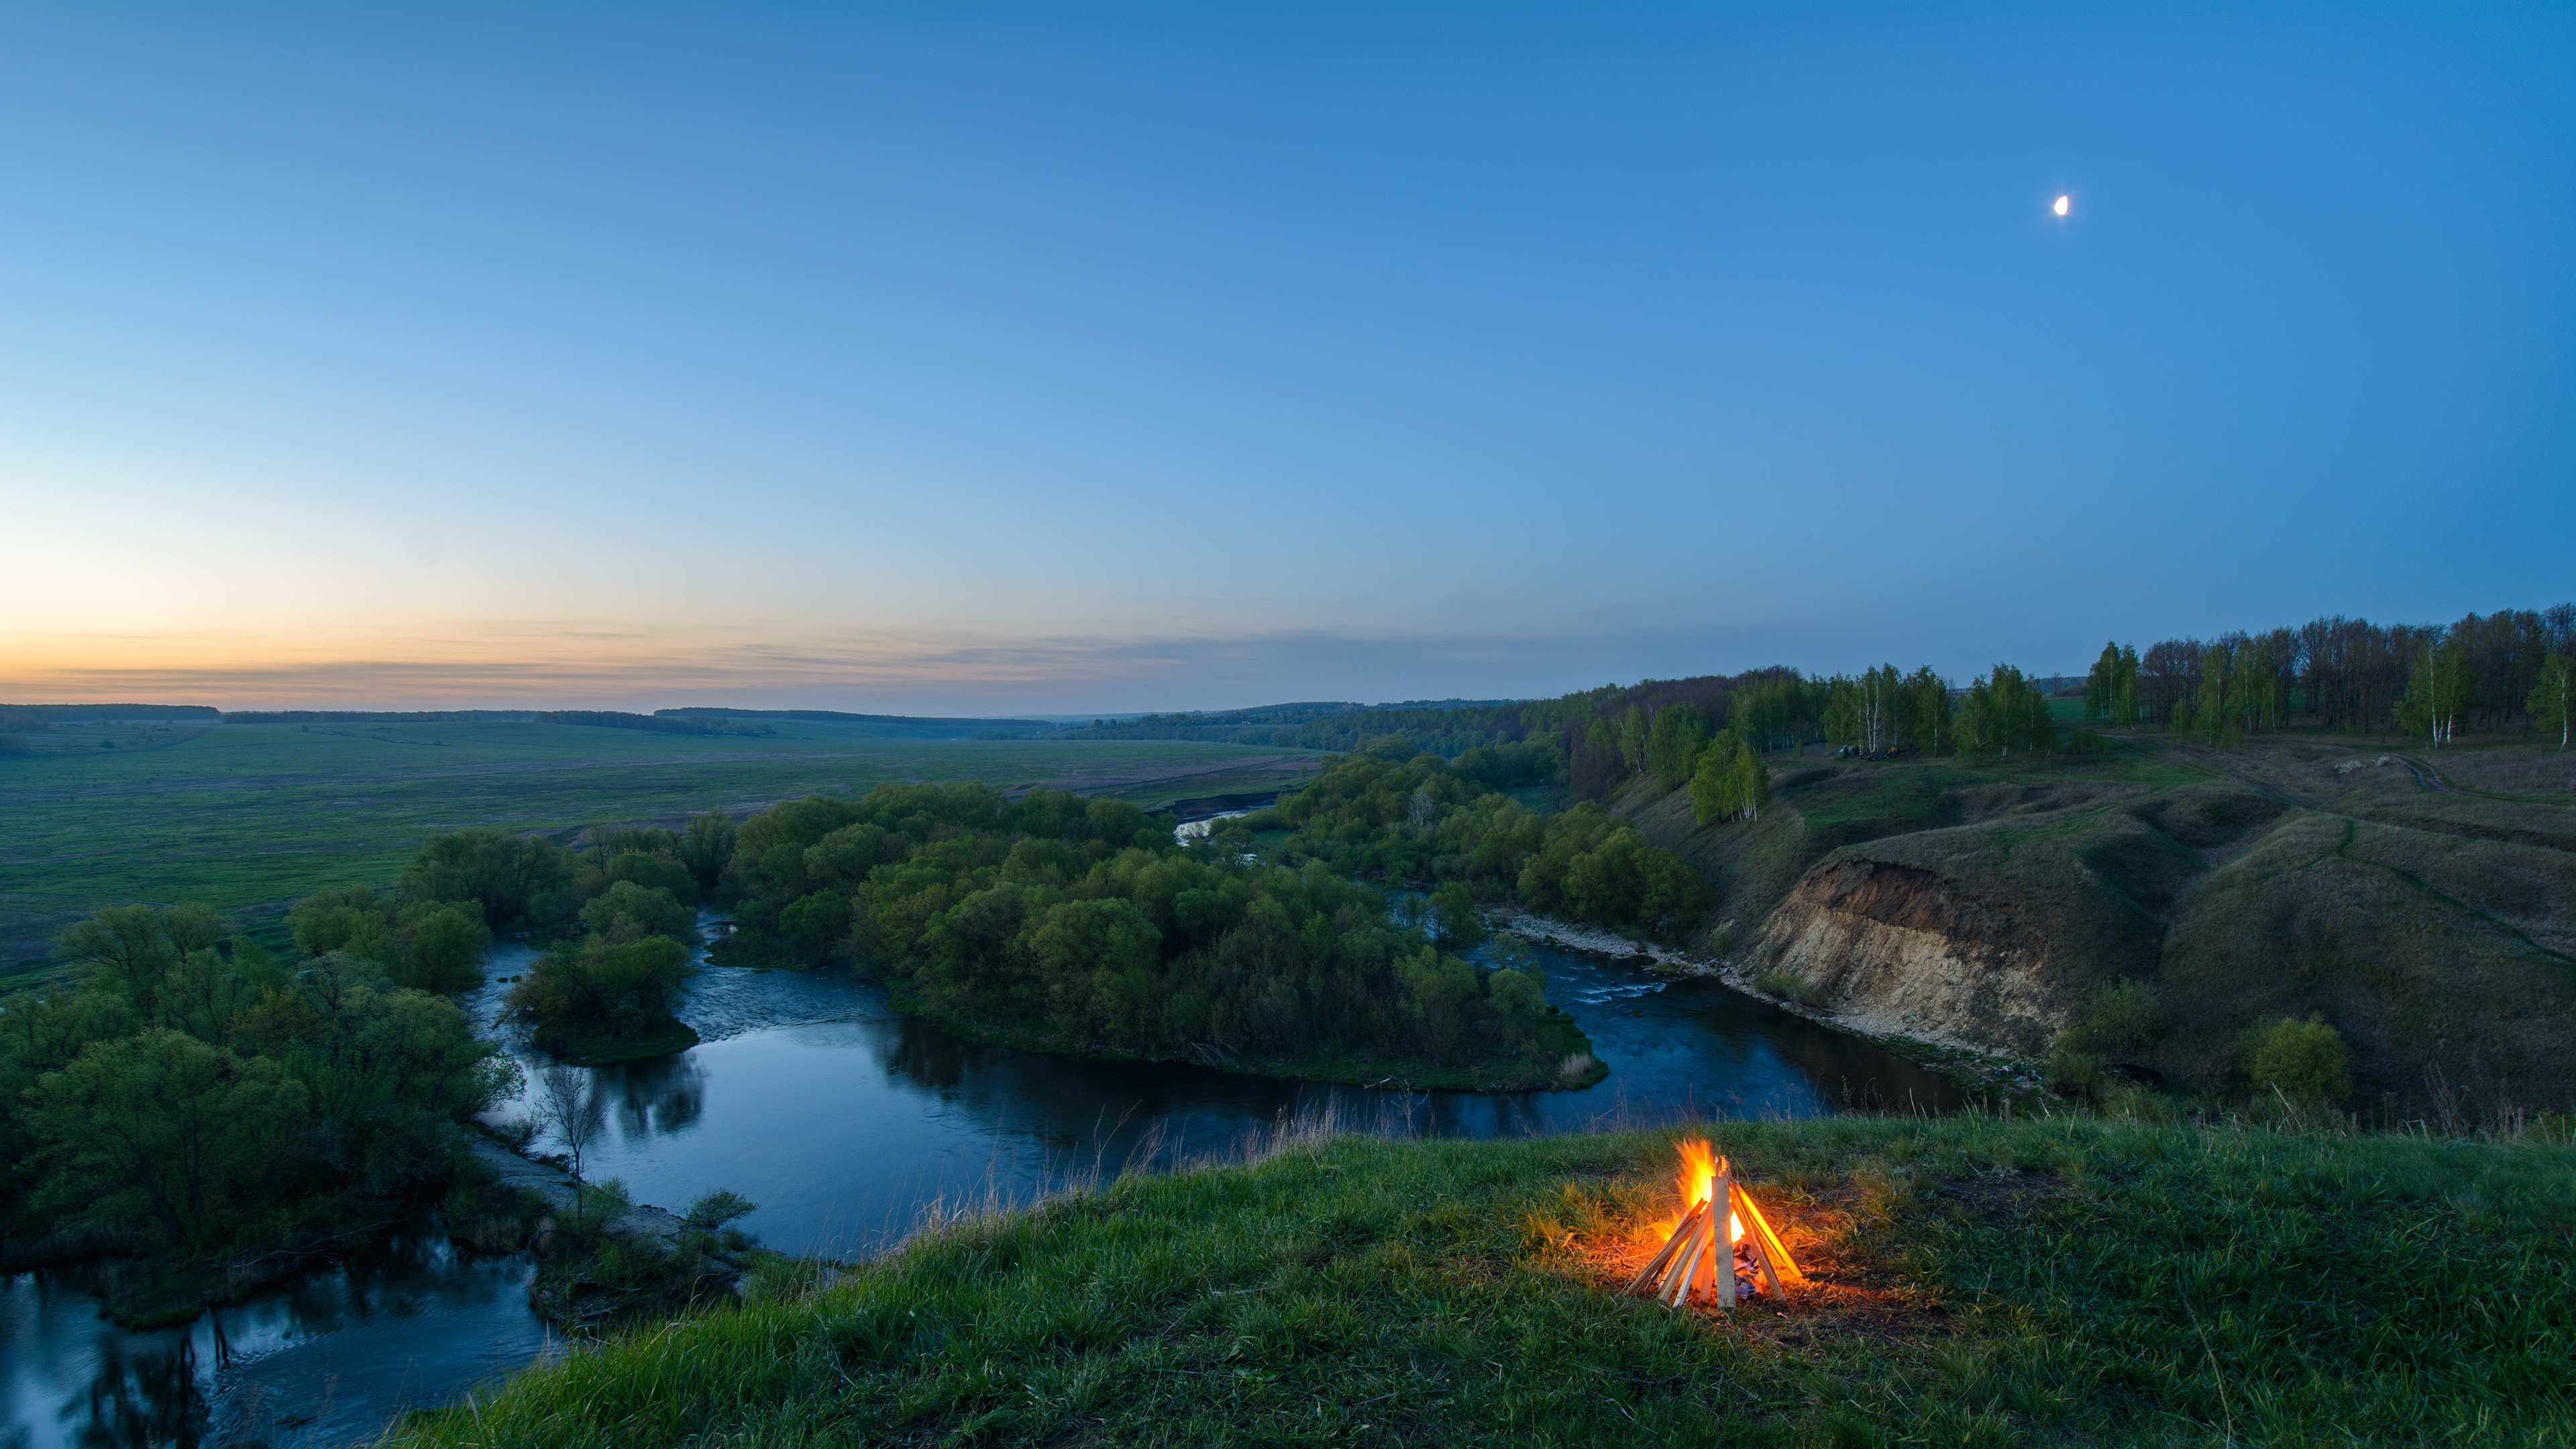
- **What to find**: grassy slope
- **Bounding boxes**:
[0,721,1323,967]
[388,1114,2575,1448]
[1613,736,2576,1110]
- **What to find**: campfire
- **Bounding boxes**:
[1623,1139,1805,1309]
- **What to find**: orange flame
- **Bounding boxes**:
[1670,1138,1744,1243]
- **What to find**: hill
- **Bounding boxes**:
[1612,735,2576,1119]
[381,1112,2576,1447]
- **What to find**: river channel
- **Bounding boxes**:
[2,932,1961,1448]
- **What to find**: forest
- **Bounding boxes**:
[711,782,1595,1089]
[1042,604,2576,796]
[0,904,513,1310]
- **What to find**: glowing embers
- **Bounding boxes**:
[1623,1138,1805,1309]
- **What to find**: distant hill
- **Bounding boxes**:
[3,703,219,722]
[657,707,1059,741]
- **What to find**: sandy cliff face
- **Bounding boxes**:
[1736,858,2089,1057]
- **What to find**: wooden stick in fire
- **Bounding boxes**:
[1621,1199,1707,1298]
[1730,1179,1806,1287]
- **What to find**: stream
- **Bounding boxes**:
[2,928,1960,1448]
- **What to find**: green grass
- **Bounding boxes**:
[0,720,1323,963]
[386,1112,2576,1448]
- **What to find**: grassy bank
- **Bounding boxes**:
[388,1111,2574,1447]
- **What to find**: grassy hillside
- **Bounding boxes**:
[0,720,1322,970]
[386,1112,2575,1447]
[1613,734,2576,1115]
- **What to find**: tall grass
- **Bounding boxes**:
[385,1108,2575,1447]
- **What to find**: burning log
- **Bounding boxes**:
[1627,1138,1804,1310]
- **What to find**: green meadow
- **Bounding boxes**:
[385,1110,2576,1448]
[0,718,1322,971]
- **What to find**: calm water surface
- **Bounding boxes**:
[1,931,1958,1447]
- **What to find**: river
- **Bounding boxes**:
[1,930,1960,1448]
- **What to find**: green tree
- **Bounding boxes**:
[1903,667,1952,755]
[2247,1014,2352,1104]
[1616,706,1650,777]
[1688,731,1765,824]
[2530,653,2572,751]
[1642,703,1710,789]
[2397,635,2474,748]
[23,1030,302,1250]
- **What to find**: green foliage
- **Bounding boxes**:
[2247,1014,2355,1104]
[2047,1028,2106,1096]
[1753,969,1815,1004]
[577,879,700,946]
[1273,753,1711,942]
[1641,702,1708,789]
[2087,977,2165,1057]
[1955,663,2055,760]
[1686,729,1768,825]
[680,809,739,888]
[685,1188,759,1231]
[2084,641,2143,726]
[508,934,698,1058]
[381,1118,2576,1449]
[715,780,1590,1086]
[4,906,510,1263]
[286,885,493,994]
[399,828,577,934]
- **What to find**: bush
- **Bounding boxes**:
[685,1188,759,1231]
[2048,1028,2106,1097]
[2088,978,2165,1057]
[1754,970,1806,1000]
[2247,1014,2353,1104]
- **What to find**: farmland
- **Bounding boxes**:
[0,717,1322,971]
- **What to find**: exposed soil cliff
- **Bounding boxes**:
[1732,858,2089,1057]
[1624,739,2576,1114]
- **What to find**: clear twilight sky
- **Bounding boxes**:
[2,4,2570,715]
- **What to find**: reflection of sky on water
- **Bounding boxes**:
[1,1231,549,1449]
[7,922,1959,1446]
[482,935,1962,1260]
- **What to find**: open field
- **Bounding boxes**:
[0,720,1324,967]
[384,1112,2576,1448]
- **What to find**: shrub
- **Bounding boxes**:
[2247,1014,2352,1104]
[2047,1028,2106,1097]
[2088,978,2165,1057]
[1755,970,1806,1000]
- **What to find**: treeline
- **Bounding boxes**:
[1,704,220,725]
[2084,604,2576,747]
[659,707,1054,731]
[1245,746,1713,941]
[1,905,512,1283]
[534,710,774,737]
[1057,700,1525,752]
[224,709,532,724]
[709,782,1591,1088]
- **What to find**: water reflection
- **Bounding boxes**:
[1,1232,549,1449]
[476,940,1964,1259]
[6,931,1961,1447]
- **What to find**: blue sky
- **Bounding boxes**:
[3,3,2569,712]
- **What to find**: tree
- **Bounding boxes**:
[2397,635,2473,748]
[533,1062,606,1179]
[1903,667,1951,755]
[1616,706,1650,777]
[2531,653,2572,751]
[23,1030,303,1250]
[1643,703,1710,789]
[2247,1015,2351,1104]
[1688,731,1767,824]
